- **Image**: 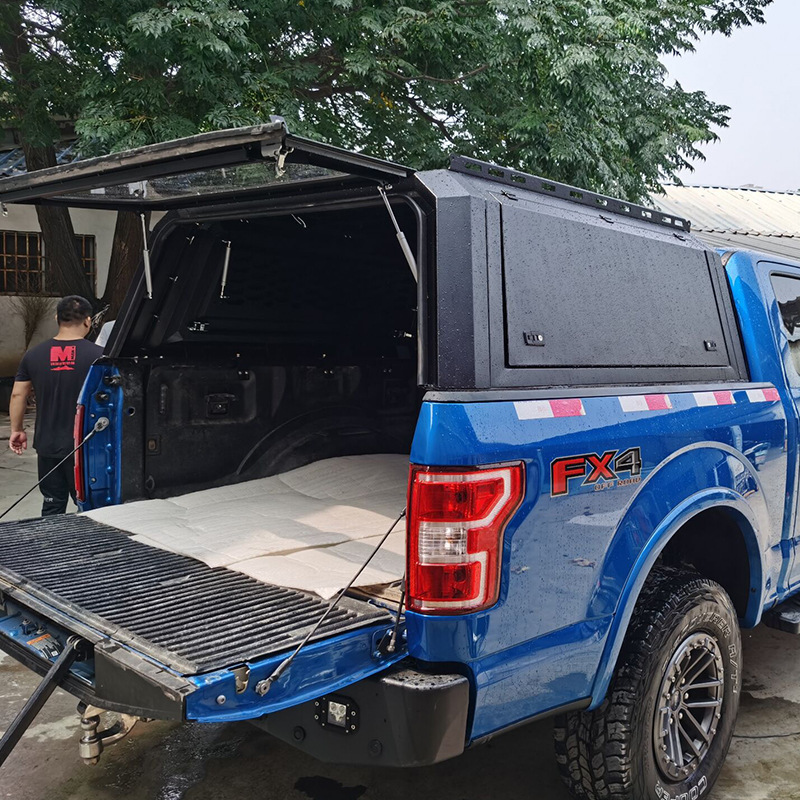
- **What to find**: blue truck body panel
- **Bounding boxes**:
[407,378,786,737]
[186,622,407,722]
[65,249,800,746]
[76,364,123,509]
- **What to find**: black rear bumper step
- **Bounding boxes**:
[257,666,470,767]
[0,515,391,674]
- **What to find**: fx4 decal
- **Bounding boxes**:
[551,447,642,497]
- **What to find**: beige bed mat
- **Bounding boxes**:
[84,454,408,599]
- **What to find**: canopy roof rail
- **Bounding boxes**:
[449,155,691,233]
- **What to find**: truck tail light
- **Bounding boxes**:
[406,463,525,614]
[74,404,85,503]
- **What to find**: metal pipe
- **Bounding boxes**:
[0,639,80,767]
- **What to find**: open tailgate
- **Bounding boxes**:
[0,515,405,722]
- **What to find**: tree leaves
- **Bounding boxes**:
[1,0,773,200]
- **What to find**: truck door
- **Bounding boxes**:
[762,264,800,586]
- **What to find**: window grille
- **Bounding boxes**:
[0,231,42,293]
[0,230,97,294]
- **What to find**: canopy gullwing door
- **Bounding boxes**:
[0,121,413,210]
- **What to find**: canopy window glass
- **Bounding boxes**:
[770,273,800,379]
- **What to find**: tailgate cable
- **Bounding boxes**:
[0,417,109,521]
[255,508,407,696]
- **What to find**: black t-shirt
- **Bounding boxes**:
[15,337,104,457]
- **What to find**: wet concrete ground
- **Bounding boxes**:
[2,416,800,799]
[1,628,800,800]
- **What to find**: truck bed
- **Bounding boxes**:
[84,454,408,600]
[0,514,393,675]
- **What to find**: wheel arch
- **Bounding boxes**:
[589,489,764,710]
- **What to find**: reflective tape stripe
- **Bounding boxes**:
[619,394,672,413]
[746,388,780,403]
[550,398,586,417]
[514,399,585,420]
[514,388,779,419]
[514,400,554,419]
[694,391,735,406]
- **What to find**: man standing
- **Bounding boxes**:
[8,296,103,515]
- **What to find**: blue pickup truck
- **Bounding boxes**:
[0,121,798,800]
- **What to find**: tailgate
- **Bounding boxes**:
[0,515,405,722]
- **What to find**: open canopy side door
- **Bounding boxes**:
[0,120,413,210]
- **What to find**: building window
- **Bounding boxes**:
[0,230,97,294]
[0,231,42,293]
[75,234,97,290]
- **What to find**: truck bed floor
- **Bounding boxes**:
[84,454,408,599]
[0,515,392,674]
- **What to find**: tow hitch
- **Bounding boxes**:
[78,703,140,765]
[0,636,83,768]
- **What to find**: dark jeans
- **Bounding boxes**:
[37,454,75,516]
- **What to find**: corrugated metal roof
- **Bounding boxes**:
[650,185,800,263]
[0,142,80,178]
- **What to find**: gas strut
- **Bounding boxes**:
[378,186,418,281]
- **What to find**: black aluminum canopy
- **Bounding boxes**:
[0,120,413,210]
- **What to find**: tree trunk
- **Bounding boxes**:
[0,3,95,304]
[22,145,96,302]
[102,211,145,318]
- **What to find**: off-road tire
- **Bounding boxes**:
[554,566,741,800]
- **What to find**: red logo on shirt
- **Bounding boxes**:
[50,345,77,371]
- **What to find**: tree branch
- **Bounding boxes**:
[24,18,61,39]
[384,63,489,85]
[296,84,357,99]
[404,94,455,144]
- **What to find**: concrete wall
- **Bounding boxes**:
[0,297,58,377]
[0,203,141,376]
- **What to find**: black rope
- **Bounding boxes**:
[733,730,800,740]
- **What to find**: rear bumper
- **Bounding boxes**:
[256,664,470,767]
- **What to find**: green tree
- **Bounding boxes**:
[0,0,773,309]
[0,2,94,301]
[65,0,772,199]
